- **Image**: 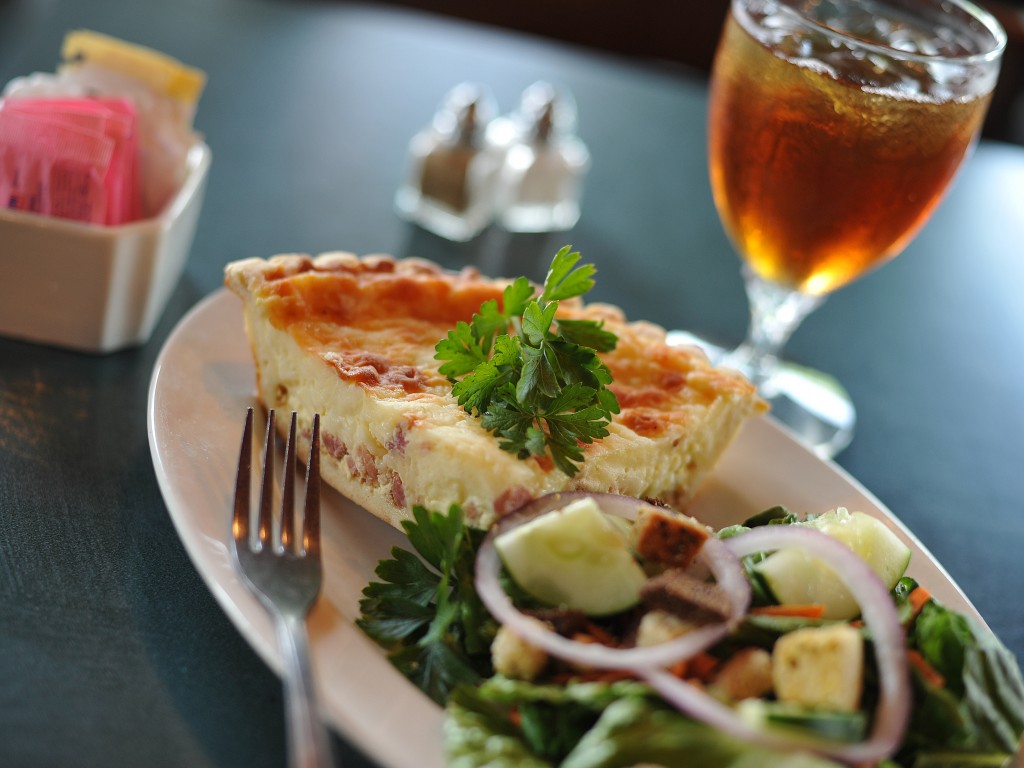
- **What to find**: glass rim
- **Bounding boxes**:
[746,0,1007,65]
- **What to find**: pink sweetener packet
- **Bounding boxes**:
[1,96,140,224]
[95,98,140,223]
[0,108,113,224]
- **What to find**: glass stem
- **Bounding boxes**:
[724,268,825,390]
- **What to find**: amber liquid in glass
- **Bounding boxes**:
[708,12,991,295]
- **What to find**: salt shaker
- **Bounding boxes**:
[394,83,501,241]
[494,82,590,232]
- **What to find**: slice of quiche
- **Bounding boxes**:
[225,252,765,530]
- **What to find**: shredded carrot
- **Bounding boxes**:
[666,653,718,683]
[668,658,689,679]
[583,621,620,646]
[583,669,636,684]
[907,648,946,688]
[567,622,619,648]
[909,586,932,617]
[686,652,721,682]
[750,603,827,619]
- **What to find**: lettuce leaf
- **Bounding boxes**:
[444,677,646,767]
[561,696,844,768]
[899,598,1024,763]
[443,678,845,768]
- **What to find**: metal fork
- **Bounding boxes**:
[232,407,333,768]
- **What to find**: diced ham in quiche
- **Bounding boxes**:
[225,252,765,530]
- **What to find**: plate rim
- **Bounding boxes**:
[147,287,982,768]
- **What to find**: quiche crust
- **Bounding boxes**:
[225,252,765,530]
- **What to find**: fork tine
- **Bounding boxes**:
[230,409,331,767]
[303,413,321,558]
[280,412,298,553]
[232,406,254,546]
[257,409,276,552]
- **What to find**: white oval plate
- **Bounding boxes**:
[148,288,980,768]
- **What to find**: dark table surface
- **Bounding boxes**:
[1,1,1022,767]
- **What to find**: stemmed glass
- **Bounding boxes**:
[704,0,1005,456]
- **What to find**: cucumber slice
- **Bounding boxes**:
[754,508,911,620]
[494,497,647,616]
[738,700,867,742]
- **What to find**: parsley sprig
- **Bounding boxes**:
[434,246,620,477]
[356,505,495,705]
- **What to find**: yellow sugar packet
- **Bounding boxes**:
[60,30,206,110]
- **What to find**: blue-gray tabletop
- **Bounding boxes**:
[1,1,1022,767]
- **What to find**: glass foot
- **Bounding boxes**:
[666,330,855,459]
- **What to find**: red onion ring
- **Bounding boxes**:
[475,493,751,670]
[494,492,660,534]
[641,525,911,764]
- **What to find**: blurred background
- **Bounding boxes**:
[376,0,1024,145]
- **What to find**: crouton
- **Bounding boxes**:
[710,648,774,702]
[772,624,864,712]
[635,609,699,648]
[640,568,733,624]
[491,623,548,681]
[632,507,711,569]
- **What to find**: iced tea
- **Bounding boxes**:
[709,5,992,295]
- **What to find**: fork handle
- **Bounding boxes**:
[276,613,334,768]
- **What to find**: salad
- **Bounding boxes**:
[354,239,1021,768]
[357,492,1024,767]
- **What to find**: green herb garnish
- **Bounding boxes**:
[356,504,495,705]
[434,246,620,477]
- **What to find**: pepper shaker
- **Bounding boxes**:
[395,82,501,241]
